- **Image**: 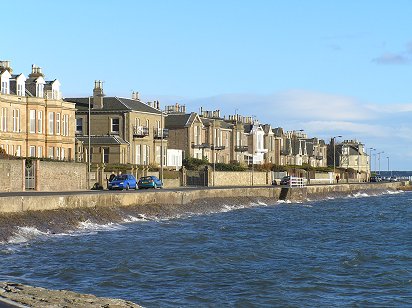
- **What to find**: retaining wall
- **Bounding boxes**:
[0,160,24,192]
[0,182,404,214]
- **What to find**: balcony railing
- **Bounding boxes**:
[280,149,290,156]
[133,125,149,137]
[315,155,324,160]
[235,145,248,152]
[154,128,169,139]
[191,143,210,149]
[211,145,226,151]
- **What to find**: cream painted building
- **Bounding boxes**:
[0,61,76,160]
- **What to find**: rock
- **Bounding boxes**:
[0,282,141,308]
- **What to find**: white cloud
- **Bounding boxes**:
[372,53,409,65]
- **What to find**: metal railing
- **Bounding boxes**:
[133,125,149,137]
[289,176,306,188]
[154,128,169,139]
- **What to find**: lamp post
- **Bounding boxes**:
[88,96,91,189]
[386,156,391,176]
[213,119,216,186]
[332,135,342,183]
[377,151,384,175]
[368,148,375,176]
[160,102,164,184]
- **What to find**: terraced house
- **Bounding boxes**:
[0,60,76,160]
[66,82,167,166]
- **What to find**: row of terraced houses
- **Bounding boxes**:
[0,60,370,175]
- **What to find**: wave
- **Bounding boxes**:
[7,226,51,244]
[77,220,126,232]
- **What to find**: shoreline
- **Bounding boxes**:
[0,182,405,244]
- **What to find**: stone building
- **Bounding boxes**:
[0,60,76,160]
[65,82,168,166]
[328,139,369,173]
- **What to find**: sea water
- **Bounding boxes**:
[0,191,411,307]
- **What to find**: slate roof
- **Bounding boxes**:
[165,113,196,128]
[76,135,129,146]
[64,96,162,114]
[200,117,233,130]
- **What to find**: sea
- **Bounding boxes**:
[0,190,411,307]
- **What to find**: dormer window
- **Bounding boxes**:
[36,83,44,98]
[1,81,8,94]
[17,84,23,96]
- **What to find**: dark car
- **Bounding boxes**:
[108,174,137,190]
[138,176,163,189]
[370,176,381,182]
[280,176,291,186]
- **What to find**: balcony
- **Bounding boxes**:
[235,145,248,152]
[211,145,226,151]
[154,128,169,139]
[315,155,324,160]
[191,142,210,149]
[280,149,290,156]
[133,125,149,138]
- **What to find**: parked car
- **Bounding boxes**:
[138,176,163,189]
[108,174,137,190]
[280,176,291,186]
[389,176,398,182]
[370,176,382,182]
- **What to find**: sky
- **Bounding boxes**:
[2,0,412,169]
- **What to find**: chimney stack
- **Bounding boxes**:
[29,64,44,78]
[93,80,105,109]
[132,91,139,100]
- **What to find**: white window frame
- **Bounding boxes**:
[12,109,20,132]
[30,110,36,133]
[1,81,8,94]
[1,107,7,132]
[29,146,36,157]
[135,144,141,164]
[56,113,61,135]
[17,84,23,96]
[37,146,43,158]
[48,112,54,135]
[37,111,43,133]
[111,118,119,133]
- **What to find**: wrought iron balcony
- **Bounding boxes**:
[133,125,149,137]
[315,155,324,160]
[280,149,290,156]
[211,145,226,151]
[191,142,210,149]
[235,145,248,152]
[154,128,169,139]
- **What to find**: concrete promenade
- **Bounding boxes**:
[0,182,404,214]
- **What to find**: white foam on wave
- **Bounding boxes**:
[7,226,50,244]
[77,220,126,232]
[276,199,292,204]
[123,214,150,223]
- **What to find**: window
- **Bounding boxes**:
[12,109,20,132]
[17,84,23,96]
[76,118,83,133]
[56,113,61,135]
[1,81,8,94]
[37,111,42,133]
[103,147,109,163]
[236,132,241,146]
[62,115,69,136]
[48,112,54,134]
[194,126,199,145]
[61,148,65,160]
[135,144,141,164]
[111,118,119,133]
[16,145,21,157]
[56,147,60,160]
[48,147,53,158]
[37,146,43,158]
[36,83,43,98]
[30,110,36,133]
[1,107,7,132]
[226,132,229,147]
[30,146,36,157]
[135,118,140,127]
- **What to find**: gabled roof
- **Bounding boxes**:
[64,96,162,114]
[165,112,199,128]
[76,135,129,146]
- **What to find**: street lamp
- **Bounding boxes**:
[88,96,91,189]
[377,151,384,175]
[387,156,391,176]
[332,135,342,182]
[368,148,375,175]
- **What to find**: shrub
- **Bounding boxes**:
[183,156,209,170]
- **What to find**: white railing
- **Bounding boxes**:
[289,176,306,188]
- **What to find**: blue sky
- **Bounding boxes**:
[3,0,412,169]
